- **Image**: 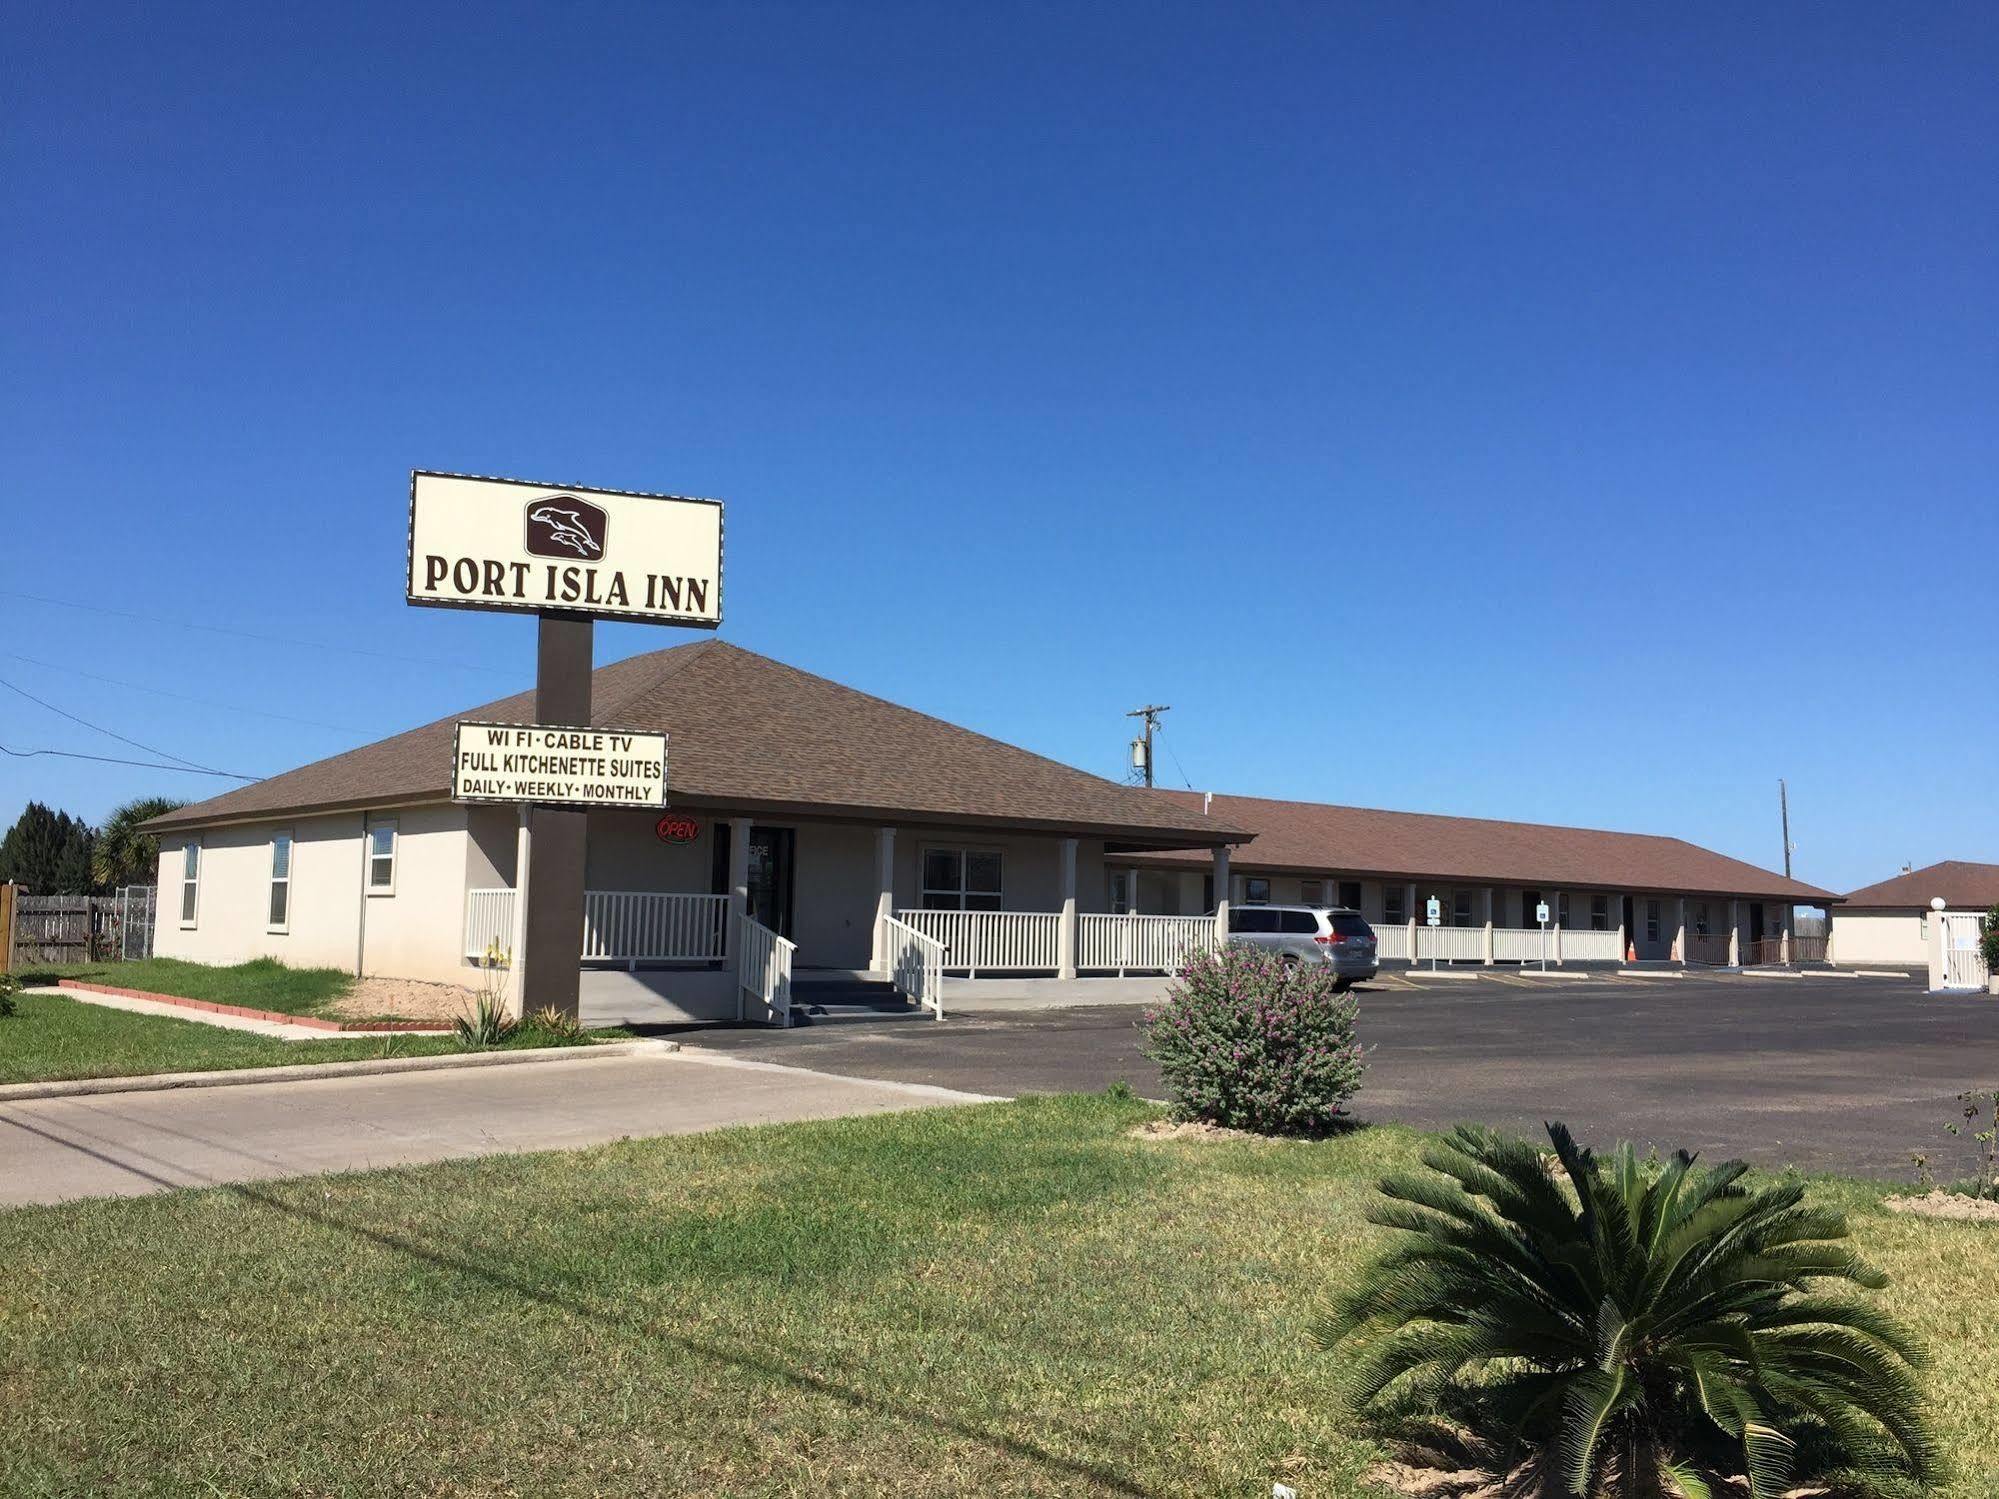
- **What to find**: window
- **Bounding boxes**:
[1384,886,1407,924]
[1244,877,1271,904]
[1453,889,1474,927]
[1299,879,1324,905]
[268,832,293,931]
[1229,906,1278,933]
[1693,902,1711,936]
[1338,880,1362,911]
[1279,909,1319,935]
[1645,899,1660,944]
[367,820,397,894]
[179,841,200,926]
[1521,888,1542,925]
[921,847,1003,911]
[1557,892,1570,927]
[1590,895,1609,932]
[1110,869,1133,915]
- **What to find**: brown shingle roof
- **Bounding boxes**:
[1128,790,1834,902]
[145,641,1251,846]
[1840,861,1999,909]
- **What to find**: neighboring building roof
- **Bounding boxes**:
[1839,861,1999,910]
[145,641,1252,846]
[1128,790,1834,902]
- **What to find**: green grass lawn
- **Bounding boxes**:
[21,956,356,1017]
[0,991,625,1086]
[2,1094,1994,1497]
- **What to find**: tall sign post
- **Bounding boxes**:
[1535,900,1550,972]
[1425,895,1441,972]
[408,471,722,1020]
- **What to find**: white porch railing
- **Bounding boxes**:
[895,909,1061,975]
[1373,920,1413,961]
[738,914,796,1025]
[1078,913,1216,974]
[464,889,729,965]
[584,891,728,965]
[879,915,946,1019]
[1415,925,1486,964]
[464,888,517,960]
[1562,928,1624,963]
[1492,926,1555,964]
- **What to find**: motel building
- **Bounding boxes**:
[145,640,1831,1025]
[1828,861,1998,982]
[1113,793,1828,970]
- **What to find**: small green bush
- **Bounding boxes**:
[1141,945,1364,1134]
[1980,902,1999,974]
[453,990,516,1047]
[0,972,19,1018]
[522,1005,584,1042]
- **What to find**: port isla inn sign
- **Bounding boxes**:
[451,722,669,809]
[407,470,723,626]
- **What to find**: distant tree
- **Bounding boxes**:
[91,796,188,890]
[0,802,97,895]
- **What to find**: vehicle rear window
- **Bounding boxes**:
[1329,913,1374,938]
[1279,910,1319,934]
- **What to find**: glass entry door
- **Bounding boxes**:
[746,826,795,939]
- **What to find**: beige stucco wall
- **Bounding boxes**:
[152,803,484,986]
[1829,908,1929,965]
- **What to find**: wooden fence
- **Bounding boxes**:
[4,886,157,969]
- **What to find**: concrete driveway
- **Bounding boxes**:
[685,972,1999,1179]
[0,1049,995,1208]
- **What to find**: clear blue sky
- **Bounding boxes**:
[4,2,1993,895]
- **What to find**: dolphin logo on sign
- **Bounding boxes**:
[525,496,607,559]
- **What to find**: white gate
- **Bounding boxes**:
[1936,912,1990,993]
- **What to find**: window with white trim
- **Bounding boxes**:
[1243,876,1271,904]
[921,847,1002,911]
[1453,889,1474,927]
[268,832,293,931]
[367,820,397,894]
[1384,886,1407,924]
[1590,895,1610,932]
[179,841,201,926]
[1557,892,1571,927]
[1299,879,1324,905]
[1645,899,1660,944]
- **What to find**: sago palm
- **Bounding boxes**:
[1317,1123,1939,1498]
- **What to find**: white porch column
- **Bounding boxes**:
[1212,846,1231,951]
[1675,896,1688,967]
[869,827,896,974]
[1613,894,1627,963]
[508,807,532,1019]
[1482,886,1495,964]
[1056,837,1079,981]
[1780,905,1793,964]
[1553,921,1563,966]
[726,816,752,982]
[1727,898,1740,966]
[1405,882,1417,963]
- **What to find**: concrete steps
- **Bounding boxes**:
[788,976,926,1026]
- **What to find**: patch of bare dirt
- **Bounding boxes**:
[1884,1190,1999,1224]
[329,977,483,1023]
[1127,1119,1257,1143]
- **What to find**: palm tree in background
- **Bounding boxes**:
[91,796,187,890]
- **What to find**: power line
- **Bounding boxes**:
[0,590,515,676]
[0,675,250,779]
[3,652,368,734]
[0,743,261,781]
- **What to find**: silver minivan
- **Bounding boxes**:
[1227,904,1378,988]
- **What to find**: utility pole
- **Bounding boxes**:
[1779,778,1793,879]
[1126,704,1169,788]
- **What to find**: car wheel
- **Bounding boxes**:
[1332,978,1353,993]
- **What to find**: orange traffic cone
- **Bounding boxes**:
[1626,940,1638,963]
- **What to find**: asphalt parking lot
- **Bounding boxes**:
[686,972,1998,1179]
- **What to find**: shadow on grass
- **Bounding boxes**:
[219,1179,1157,1496]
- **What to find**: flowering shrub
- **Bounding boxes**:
[1141,945,1365,1134]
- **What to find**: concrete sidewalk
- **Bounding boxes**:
[0,1049,999,1209]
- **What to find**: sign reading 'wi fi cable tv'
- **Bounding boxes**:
[406,470,723,626]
